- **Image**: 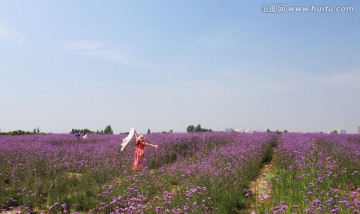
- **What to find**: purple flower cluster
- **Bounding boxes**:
[270,133,360,213]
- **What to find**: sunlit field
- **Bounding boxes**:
[0,132,359,213]
[267,133,360,213]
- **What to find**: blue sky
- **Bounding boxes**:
[0,0,359,133]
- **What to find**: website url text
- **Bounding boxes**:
[262,5,354,13]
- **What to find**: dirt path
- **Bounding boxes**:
[237,147,277,214]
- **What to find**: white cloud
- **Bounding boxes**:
[64,40,145,67]
[0,26,26,43]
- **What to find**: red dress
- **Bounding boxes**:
[132,139,146,170]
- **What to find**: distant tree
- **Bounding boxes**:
[266,129,271,133]
[37,127,40,134]
[104,125,113,134]
[147,129,151,134]
[284,130,288,133]
[187,125,195,133]
[33,129,37,134]
[331,130,338,134]
[81,128,92,133]
[195,124,202,132]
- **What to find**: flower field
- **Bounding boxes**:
[0,132,359,213]
[267,133,360,213]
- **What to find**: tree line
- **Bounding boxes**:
[186,124,212,133]
[0,125,115,136]
[0,127,44,135]
[70,125,113,134]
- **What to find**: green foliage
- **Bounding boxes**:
[0,128,43,135]
[186,124,212,133]
[161,130,174,133]
[266,129,286,134]
[187,125,195,133]
[195,124,201,132]
[70,128,94,134]
[104,125,113,134]
[71,127,113,135]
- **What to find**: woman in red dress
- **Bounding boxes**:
[132,132,158,170]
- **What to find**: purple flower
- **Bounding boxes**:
[280,205,288,212]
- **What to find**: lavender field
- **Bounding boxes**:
[0,132,359,213]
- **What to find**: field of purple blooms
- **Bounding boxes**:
[262,133,360,214]
[0,132,359,214]
[0,132,275,213]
